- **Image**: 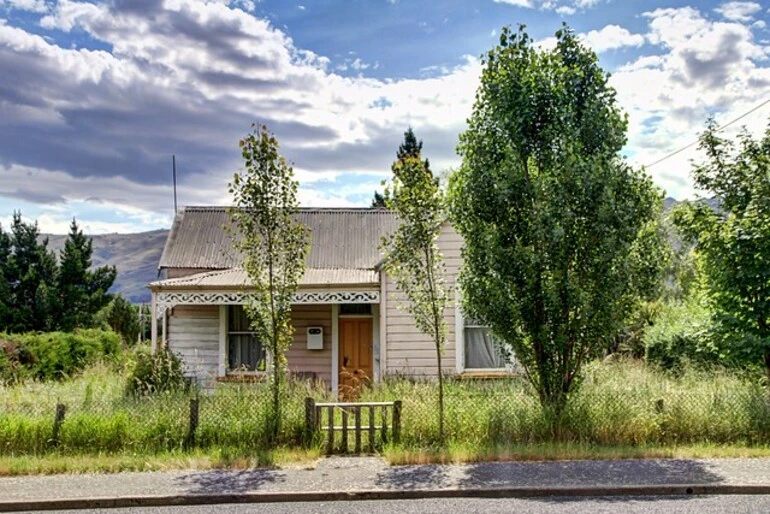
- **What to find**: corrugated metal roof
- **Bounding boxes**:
[150,267,379,290]
[159,207,398,270]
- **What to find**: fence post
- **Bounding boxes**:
[186,397,199,449]
[341,408,349,453]
[51,403,66,448]
[304,397,316,446]
[326,406,334,455]
[393,400,402,445]
[368,406,375,451]
[354,406,362,453]
[381,405,388,445]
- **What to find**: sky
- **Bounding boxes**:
[0,0,769,234]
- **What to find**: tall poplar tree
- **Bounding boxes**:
[450,25,662,415]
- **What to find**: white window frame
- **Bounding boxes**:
[455,302,516,374]
[223,305,272,376]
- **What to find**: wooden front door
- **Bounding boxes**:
[339,317,373,396]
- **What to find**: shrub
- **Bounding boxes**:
[94,296,140,345]
[126,346,186,396]
[0,329,121,382]
[643,296,721,370]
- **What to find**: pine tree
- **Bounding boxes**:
[3,212,58,332]
[371,127,434,208]
[0,225,11,328]
[57,219,116,331]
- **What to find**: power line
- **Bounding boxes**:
[644,97,770,169]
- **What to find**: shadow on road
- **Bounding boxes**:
[375,464,452,490]
[458,459,725,489]
[176,469,286,494]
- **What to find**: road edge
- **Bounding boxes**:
[2,484,770,511]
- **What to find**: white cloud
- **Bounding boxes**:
[581,24,645,53]
[493,0,605,12]
[0,0,483,231]
[2,0,769,233]
[714,1,762,22]
[0,0,47,13]
[493,0,533,7]
[614,6,770,199]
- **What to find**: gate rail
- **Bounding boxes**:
[305,398,401,454]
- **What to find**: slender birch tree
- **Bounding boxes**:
[228,124,309,440]
[382,150,450,441]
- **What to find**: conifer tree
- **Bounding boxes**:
[57,219,116,331]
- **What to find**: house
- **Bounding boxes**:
[149,206,513,390]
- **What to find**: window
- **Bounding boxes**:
[227,306,266,372]
[457,308,516,372]
[339,304,372,315]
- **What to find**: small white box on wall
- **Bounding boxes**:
[307,326,323,350]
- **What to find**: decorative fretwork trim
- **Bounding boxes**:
[156,289,379,313]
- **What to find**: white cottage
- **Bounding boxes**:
[149,207,513,391]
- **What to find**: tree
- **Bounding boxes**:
[371,127,433,208]
[449,25,662,414]
[0,225,11,327]
[673,119,770,380]
[95,295,140,344]
[381,152,449,441]
[228,124,309,440]
[2,212,59,333]
[57,219,116,331]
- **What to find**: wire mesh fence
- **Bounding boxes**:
[3,371,770,456]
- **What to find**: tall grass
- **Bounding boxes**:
[1,359,769,458]
[353,359,770,448]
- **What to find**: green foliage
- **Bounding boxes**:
[228,124,309,440]
[371,127,435,208]
[57,219,117,331]
[126,347,186,396]
[449,24,665,413]
[643,293,721,370]
[0,329,121,383]
[673,120,770,380]
[0,214,116,334]
[381,131,449,440]
[0,212,59,333]
[94,295,140,345]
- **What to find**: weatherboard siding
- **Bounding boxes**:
[286,305,333,385]
[384,222,462,377]
[167,305,219,381]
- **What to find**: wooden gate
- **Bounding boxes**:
[305,399,401,454]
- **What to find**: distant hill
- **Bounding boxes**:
[43,229,169,304]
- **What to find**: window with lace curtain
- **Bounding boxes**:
[227,305,267,373]
[458,311,516,372]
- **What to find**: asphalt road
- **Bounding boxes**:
[18,496,770,514]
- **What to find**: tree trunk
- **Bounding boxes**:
[764,351,770,387]
[436,342,444,443]
[272,338,281,442]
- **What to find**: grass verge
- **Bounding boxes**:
[0,447,322,476]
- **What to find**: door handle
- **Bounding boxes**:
[343,356,349,368]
